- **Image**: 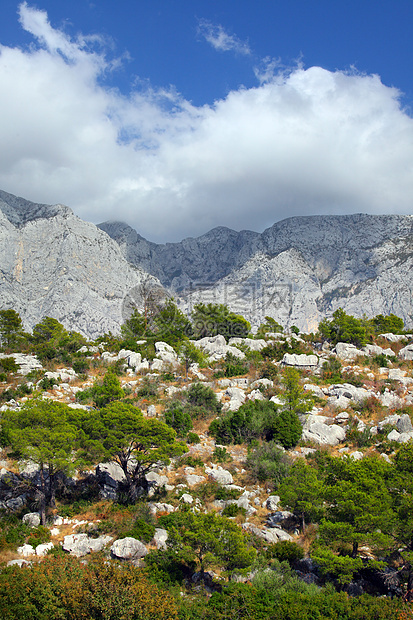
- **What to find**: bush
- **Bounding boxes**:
[26,525,51,549]
[266,540,304,564]
[187,382,222,414]
[124,518,156,543]
[0,555,179,620]
[246,442,291,486]
[0,357,19,373]
[222,503,246,518]
[164,402,193,436]
[186,432,200,444]
[213,446,233,463]
[271,410,302,449]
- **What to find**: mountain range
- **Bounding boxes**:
[1,188,412,337]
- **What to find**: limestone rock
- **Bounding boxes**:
[282,353,319,368]
[302,421,346,446]
[110,537,148,560]
[22,512,41,528]
[206,466,233,485]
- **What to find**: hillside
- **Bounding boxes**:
[1,312,413,617]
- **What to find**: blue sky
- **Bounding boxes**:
[0,1,412,241]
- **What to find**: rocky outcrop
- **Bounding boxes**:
[0,189,161,338]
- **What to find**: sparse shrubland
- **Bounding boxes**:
[1,307,413,616]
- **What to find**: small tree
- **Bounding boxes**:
[160,511,256,578]
[281,367,314,415]
[191,303,250,341]
[1,399,84,524]
[83,402,187,502]
[92,370,125,408]
[0,309,26,350]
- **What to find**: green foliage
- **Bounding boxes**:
[136,377,159,399]
[0,555,179,620]
[209,399,281,445]
[178,339,208,377]
[31,316,87,363]
[0,399,86,524]
[82,401,187,503]
[218,352,249,377]
[266,540,304,564]
[192,303,251,341]
[222,503,246,518]
[158,510,256,576]
[186,431,200,444]
[0,309,26,350]
[279,459,325,529]
[372,313,404,335]
[153,298,193,345]
[256,316,284,338]
[164,402,193,436]
[215,487,242,501]
[179,454,204,469]
[212,446,233,463]
[187,382,222,414]
[92,370,125,407]
[322,358,342,383]
[26,525,51,548]
[281,367,314,415]
[318,308,370,347]
[123,517,156,543]
[0,514,31,551]
[261,337,310,362]
[0,356,19,373]
[271,409,302,449]
[246,442,291,486]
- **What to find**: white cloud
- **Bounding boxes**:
[197,19,251,55]
[0,5,412,242]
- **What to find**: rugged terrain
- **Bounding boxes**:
[1,188,413,338]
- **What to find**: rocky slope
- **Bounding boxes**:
[0,190,159,338]
[101,213,413,331]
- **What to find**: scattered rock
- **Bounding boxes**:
[110,537,148,560]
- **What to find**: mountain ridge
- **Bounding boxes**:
[0,189,412,336]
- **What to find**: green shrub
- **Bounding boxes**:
[215,487,242,501]
[186,432,200,444]
[26,525,51,548]
[0,357,19,373]
[246,442,291,486]
[271,410,302,449]
[164,402,193,436]
[124,518,156,543]
[212,446,233,463]
[187,382,222,413]
[266,540,304,564]
[72,357,90,374]
[222,503,246,518]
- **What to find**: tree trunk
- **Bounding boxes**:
[39,465,46,525]
[406,566,413,602]
[351,540,359,559]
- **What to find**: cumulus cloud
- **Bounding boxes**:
[0,4,412,242]
[197,19,251,55]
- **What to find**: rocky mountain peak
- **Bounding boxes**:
[0,189,72,228]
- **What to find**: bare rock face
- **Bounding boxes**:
[0,190,161,338]
[3,189,413,336]
[102,212,413,332]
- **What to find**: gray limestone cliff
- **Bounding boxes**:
[100,213,413,332]
[1,187,412,337]
[0,190,159,338]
